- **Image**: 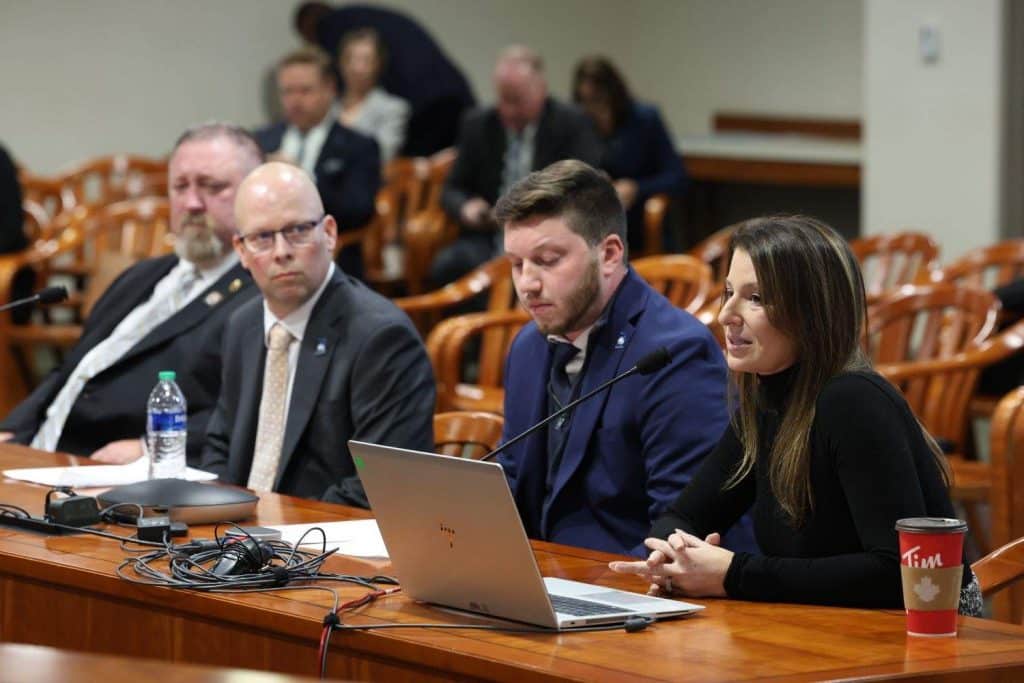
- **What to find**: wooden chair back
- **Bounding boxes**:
[975,534,1024,623]
[632,254,713,314]
[850,231,939,304]
[687,223,735,283]
[57,155,167,209]
[395,257,515,336]
[433,411,505,459]
[869,284,999,451]
[640,193,670,257]
[981,385,1024,621]
[426,309,531,413]
[867,284,999,365]
[421,147,456,210]
[932,239,1024,290]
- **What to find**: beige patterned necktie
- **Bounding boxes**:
[247,323,295,492]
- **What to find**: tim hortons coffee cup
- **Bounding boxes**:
[895,517,967,637]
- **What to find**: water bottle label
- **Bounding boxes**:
[149,412,186,431]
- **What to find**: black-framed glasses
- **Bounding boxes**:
[237,215,325,254]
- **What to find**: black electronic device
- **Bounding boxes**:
[45,490,100,527]
[97,479,258,524]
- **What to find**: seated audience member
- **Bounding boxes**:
[0,123,262,465]
[0,142,28,255]
[496,160,753,557]
[254,47,380,279]
[610,215,982,615]
[337,28,410,164]
[295,1,475,156]
[201,162,434,507]
[434,46,603,288]
[572,56,687,253]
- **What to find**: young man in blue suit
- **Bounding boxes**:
[496,160,755,557]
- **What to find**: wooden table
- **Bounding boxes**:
[0,642,322,682]
[680,132,861,188]
[3,444,1024,681]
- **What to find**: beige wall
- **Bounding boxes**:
[862,0,1004,259]
[0,0,863,174]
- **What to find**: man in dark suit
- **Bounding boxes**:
[295,1,475,155]
[0,123,263,465]
[201,162,434,507]
[254,47,379,279]
[433,45,603,287]
[496,160,755,557]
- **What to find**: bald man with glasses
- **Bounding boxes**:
[200,162,434,507]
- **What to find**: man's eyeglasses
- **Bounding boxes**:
[237,216,325,254]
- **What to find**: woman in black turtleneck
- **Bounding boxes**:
[610,215,982,615]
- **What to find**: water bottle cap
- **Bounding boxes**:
[158,370,176,382]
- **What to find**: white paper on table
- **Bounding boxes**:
[267,519,389,559]
[2,456,218,488]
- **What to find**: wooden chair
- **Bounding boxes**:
[402,149,460,295]
[639,193,670,257]
[394,257,514,337]
[877,318,1024,555]
[56,155,167,209]
[632,253,713,314]
[687,223,735,283]
[976,385,1024,622]
[850,231,939,306]
[426,309,531,413]
[433,410,505,459]
[0,198,173,391]
[974,534,1024,624]
[867,284,999,366]
[931,239,1024,291]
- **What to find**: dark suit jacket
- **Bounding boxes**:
[0,255,257,463]
[314,4,475,114]
[200,270,435,507]
[441,97,603,224]
[253,121,380,233]
[499,269,756,557]
[0,143,27,255]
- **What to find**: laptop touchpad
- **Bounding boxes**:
[580,590,664,607]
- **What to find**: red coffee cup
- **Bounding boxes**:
[895,517,967,637]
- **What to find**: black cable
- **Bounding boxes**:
[0,503,31,517]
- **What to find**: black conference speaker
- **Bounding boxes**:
[98,479,259,524]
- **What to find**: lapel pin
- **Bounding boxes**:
[615,334,626,349]
[315,338,328,356]
[228,278,243,293]
[204,291,223,307]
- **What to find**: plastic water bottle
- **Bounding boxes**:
[147,370,187,479]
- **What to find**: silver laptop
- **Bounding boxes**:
[349,440,703,630]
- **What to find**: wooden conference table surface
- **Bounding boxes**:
[3,445,1024,682]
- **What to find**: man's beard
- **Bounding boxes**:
[175,213,226,267]
[533,256,602,337]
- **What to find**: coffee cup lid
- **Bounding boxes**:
[895,517,967,533]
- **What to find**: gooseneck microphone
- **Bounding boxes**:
[479,346,672,462]
[0,286,69,313]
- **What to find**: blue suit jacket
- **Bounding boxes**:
[499,270,754,557]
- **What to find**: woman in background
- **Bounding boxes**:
[337,28,410,164]
[572,56,686,253]
[610,215,981,614]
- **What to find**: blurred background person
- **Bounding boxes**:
[337,28,409,164]
[0,142,28,255]
[254,47,380,280]
[295,1,475,156]
[572,56,687,254]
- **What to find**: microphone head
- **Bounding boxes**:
[211,537,274,576]
[635,347,671,375]
[37,286,69,305]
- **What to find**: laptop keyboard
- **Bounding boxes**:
[549,593,635,617]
